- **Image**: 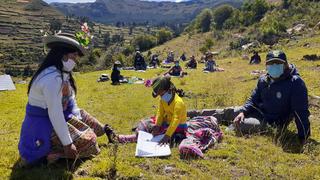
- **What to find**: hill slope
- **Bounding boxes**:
[51,0,243,25]
[0,0,160,75]
[1,34,320,179]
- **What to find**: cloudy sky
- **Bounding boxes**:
[44,0,189,3]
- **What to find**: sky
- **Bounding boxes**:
[43,0,189,3]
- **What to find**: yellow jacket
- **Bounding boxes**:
[156,93,187,137]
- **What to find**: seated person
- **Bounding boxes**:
[166,60,183,77]
[186,55,197,69]
[134,51,147,70]
[190,50,310,150]
[111,61,125,85]
[149,54,160,68]
[249,51,261,64]
[164,51,175,64]
[203,52,224,72]
[117,76,187,145]
[180,53,186,61]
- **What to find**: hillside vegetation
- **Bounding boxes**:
[0,0,164,76]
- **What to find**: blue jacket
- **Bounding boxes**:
[242,64,310,139]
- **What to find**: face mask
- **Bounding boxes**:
[116,67,121,71]
[175,63,179,66]
[267,64,284,78]
[161,91,172,103]
[62,59,76,72]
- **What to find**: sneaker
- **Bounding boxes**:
[104,124,116,144]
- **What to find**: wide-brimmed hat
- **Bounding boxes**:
[114,61,121,65]
[44,32,86,56]
[151,76,174,98]
[266,50,287,64]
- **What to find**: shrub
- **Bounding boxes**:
[213,5,234,30]
[132,35,157,52]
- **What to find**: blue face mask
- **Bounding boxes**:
[175,63,179,67]
[267,64,284,78]
[161,91,173,103]
[117,67,121,71]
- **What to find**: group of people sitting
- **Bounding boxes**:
[18,33,311,167]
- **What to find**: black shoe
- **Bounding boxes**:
[104,124,115,144]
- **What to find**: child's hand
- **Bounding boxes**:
[159,135,170,146]
[151,125,161,136]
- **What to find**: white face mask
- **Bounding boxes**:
[62,59,76,72]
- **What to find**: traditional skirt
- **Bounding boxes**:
[47,110,105,163]
[18,104,104,164]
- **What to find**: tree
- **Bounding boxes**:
[156,28,173,44]
[196,9,213,32]
[132,35,157,52]
[213,5,234,29]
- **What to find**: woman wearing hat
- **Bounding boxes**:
[111,61,124,85]
[118,76,187,145]
[18,33,115,165]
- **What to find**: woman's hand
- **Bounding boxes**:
[159,135,171,146]
[233,112,245,126]
[63,143,78,158]
[151,125,161,136]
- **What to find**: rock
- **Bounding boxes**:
[303,54,320,61]
[163,165,175,173]
[287,24,306,34]
[309,95,320,108]
[314,21,320,30]
[242,54,249,60]
[241,41,259,50]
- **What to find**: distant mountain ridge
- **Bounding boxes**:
[51,0,243,25]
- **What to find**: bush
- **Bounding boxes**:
[157,28,173,45]
[122,45,135,56]
[196,9,213,33]
[213,5,234,30]
[199,38,214,53]
[132,35,157,52]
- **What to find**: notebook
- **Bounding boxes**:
[135,131,171,157]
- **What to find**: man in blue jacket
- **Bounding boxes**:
[234,50,310,144]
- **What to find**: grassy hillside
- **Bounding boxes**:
[1,33,320,179]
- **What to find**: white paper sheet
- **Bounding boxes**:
[135,131,171,157]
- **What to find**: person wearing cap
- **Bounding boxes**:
[166,60,184,77]
[186,55,197,69]
[233,50,310,144]
[18,33,115,166]
[117,76,187,145]
[134,51,147,70]
[111,61,124,85]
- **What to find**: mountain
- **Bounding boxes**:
[50,0,243,25]
[0,0,159,75]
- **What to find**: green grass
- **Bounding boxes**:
[1,34,320,179]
